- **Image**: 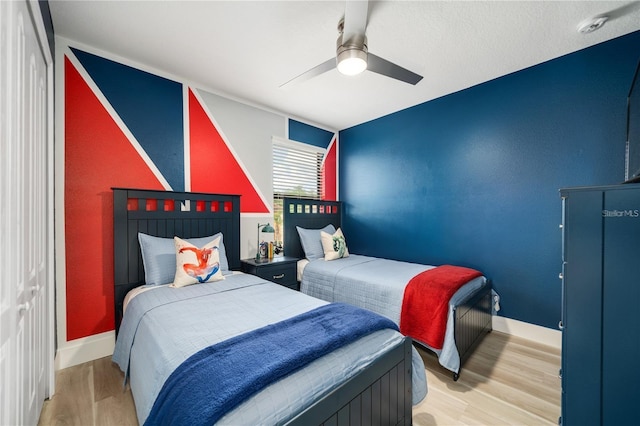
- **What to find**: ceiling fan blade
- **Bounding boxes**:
[342,0,369,44]
[367,53,423,85]
[603,1,640,21]
[279,58,335,88]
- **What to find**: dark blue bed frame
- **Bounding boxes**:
[283,196,493,381]
[112,188,413,425]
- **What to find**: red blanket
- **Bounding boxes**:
[400,265,482,350]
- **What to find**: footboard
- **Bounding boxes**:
[454,282,493,372]
[286,338,413,426]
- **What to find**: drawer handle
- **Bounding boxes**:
[273,273,285,280]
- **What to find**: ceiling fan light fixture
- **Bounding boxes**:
[337,49,368,76]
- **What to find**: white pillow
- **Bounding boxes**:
[171,236,225,288]
[321,228,349,261]
[138,232,229,285]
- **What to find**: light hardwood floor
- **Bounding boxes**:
[413,332,561,425]
[38,331,560,425]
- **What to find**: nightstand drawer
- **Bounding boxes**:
[253,263,297,289]
[241,256,299,290]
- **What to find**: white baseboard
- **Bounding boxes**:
[54,331,115,370]
[492,315,561,350]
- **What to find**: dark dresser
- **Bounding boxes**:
[560,184,640,425]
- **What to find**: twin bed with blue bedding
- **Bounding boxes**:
[111,188,427,425]
[300,254,488,376]
[114,274,427,425]
[283,197,493,380]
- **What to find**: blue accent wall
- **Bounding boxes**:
[289,119,334,148]
[339,30,640,329]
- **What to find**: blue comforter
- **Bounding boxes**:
[145,303,398,426]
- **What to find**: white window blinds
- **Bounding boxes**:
[272,137,325,199]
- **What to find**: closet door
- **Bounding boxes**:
[602,188,640,425]
[0,1,52,424]
[0,1,14,422]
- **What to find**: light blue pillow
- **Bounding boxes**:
[296,224,336,261]
[138,232,229,285]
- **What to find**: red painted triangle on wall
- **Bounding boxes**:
[189,89,269,213]
[65,57,165,339]
[322,137,337,201]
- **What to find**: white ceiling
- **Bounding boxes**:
[49,0,640,130]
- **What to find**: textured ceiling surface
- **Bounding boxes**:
[50,1,640,129]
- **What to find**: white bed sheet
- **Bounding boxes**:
[297,258,309,282]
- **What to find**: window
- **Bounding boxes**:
[272,137,325,243]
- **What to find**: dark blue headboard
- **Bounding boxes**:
[112,188,240,331]
[283,197,342,259]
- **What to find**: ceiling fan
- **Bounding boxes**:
[280,0,423,87]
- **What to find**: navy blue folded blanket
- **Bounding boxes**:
[144,302,398,425]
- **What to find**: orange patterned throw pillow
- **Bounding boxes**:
[171,236,224,288]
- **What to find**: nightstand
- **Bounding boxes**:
[241,256,299,290]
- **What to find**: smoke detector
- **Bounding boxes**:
[577,16,608,34]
